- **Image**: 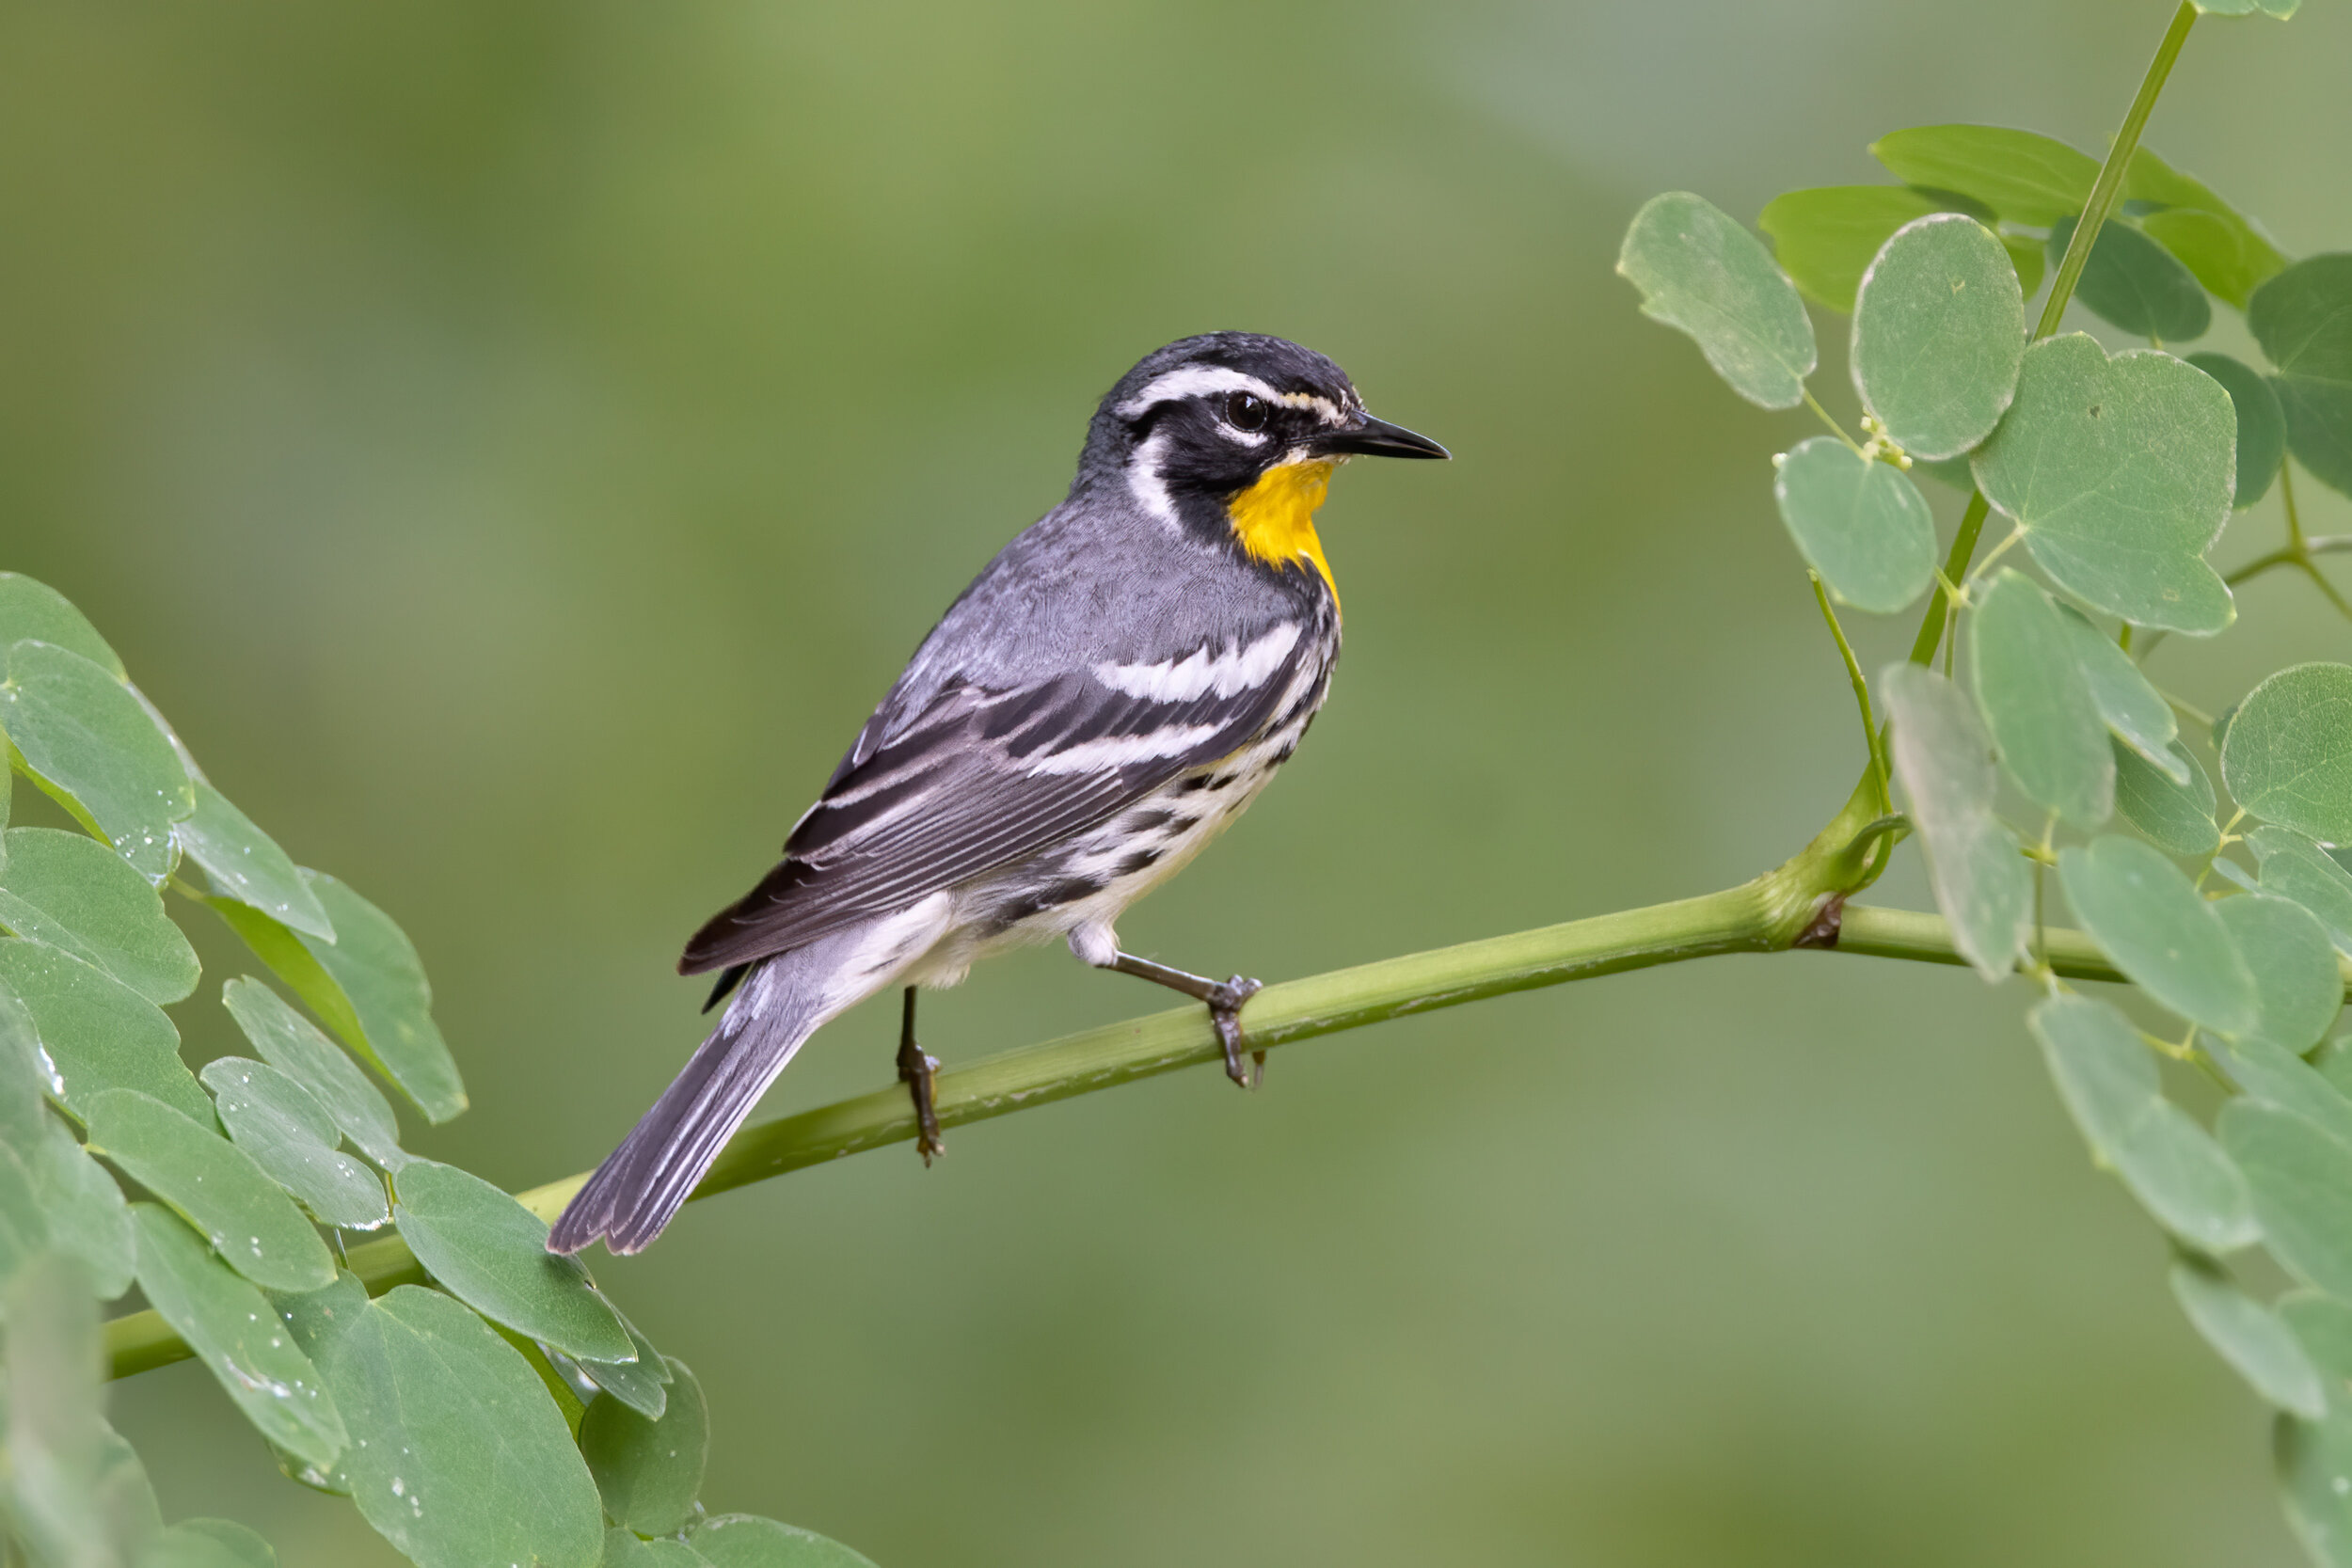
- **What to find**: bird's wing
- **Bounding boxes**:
[678,620,1321,974]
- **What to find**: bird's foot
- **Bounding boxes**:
[896,1035,945,1164]
[1204,974,1264,1089]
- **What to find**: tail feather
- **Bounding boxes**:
[549,959,823,1256]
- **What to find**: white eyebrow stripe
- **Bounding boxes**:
[1093,623,1303,703]
[1116,366,1283,418]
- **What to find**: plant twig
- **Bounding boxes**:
[1809,572,1892,812]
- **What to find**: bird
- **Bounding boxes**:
[548,332,1446,1257]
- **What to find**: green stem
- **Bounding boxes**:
[1810,573,1892,812]
[1905,2,2197,673]
[1803,388,1866,455]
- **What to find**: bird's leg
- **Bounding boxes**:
[895,987,945,1164]
[1104,952,1265,1088]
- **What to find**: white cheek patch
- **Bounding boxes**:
[1093,623,1303,704]
[1125,429,1178,525]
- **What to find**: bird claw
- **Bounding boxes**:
[1205,974,1264,1089]
[897,1039,945,1164]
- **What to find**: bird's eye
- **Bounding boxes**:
[1223,391,1271,432]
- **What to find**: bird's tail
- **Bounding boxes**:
[548,935,855,1256]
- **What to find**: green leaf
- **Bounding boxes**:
[1973,334,2236,634]
[221,977,405,1169]
[201,1057,391,1232]
[690,1516,882,1568]
[2058,836,2257,1034]
[1,641,195,879]
[2250,256,2352,499]
[2030,993,2257,1251]
[1770,438,1935,613]
[0,937,209,1124]
[28,1107,135,1299]
[2281,1291,2352,1391]
[0,826,199,1004]
[2171,1258,2328,1418]
[2217,1038,2352,1149]
[2252,827,2352,958]
[2115,744,2221,861]
[0,574,123,677]
[2143,208,2288,309]
[87,1089,336,1292]
[2185,352,2287,507]
[0,978,45,1148]
[1851,214,2026,459]
[213,877,466,1124]
[2215,895,2344,1053]
[2001,232,2046,301]
[2223,1101,2352,1299]
[2280,1409,2352,1568]
[2053,607,2181,777]
[1880,663,2030,979]
[1971,571,2113,828]
[582,1357,708,1536]
[564,1308,672,1421]
[1616,191,1816,410]
[391,1159,634,1364]
[2115,754,2215,849]
[2045,215,2211,343]
[1757,185,1941,312]
[175,784,334,942]
[0,1140,47,1297]
[140,1520,280,1568]
[317,1284,606,1568]
[131,1202,346,1466]
[4,1253,135,1568]
[2223,664,2352,841]
[1869,125,2097,227]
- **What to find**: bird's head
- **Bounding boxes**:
[1081,332,1447,598]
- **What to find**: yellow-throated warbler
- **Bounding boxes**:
[550,333,1445,1255]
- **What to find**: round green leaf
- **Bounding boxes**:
[201,1057,390,1232]
[175,784,334,942]
[1616,192,1816,410]
[2185,352,2287,508]
[2058,835,2257,1035]
[318,1285,606,1568]
[0,979,46,1148]
[565,1309,672,1421]
[2045,215,2210,343]
[221,977,405,1170]
[87,1089,336,1292]
[0,576,122,677]
[2055,606,2181,776]
[1880,663,2031,979]
[1971,571,2113,829]
[2249,255,2352,499]
[2169,1259,2327,1419]
[1869,125,2098,227]
[2215,895,2344,1053]
[391,1158,633,1364]
[2252,826,2352,958]
[0,1140,48,1298]
[0,938,209,1124]
[1771,438,1935,613]
[2122,759,2221,880]
[2217,1038,2352,1152]
[1758,184,1941,313]
[28,1108,134,1299]
[2,641,194,880]
[130,1203,346,1467]
[581,1357,707,1536]
[4,1254,126,1567]
[2279,1410,2352,1568]
[2113,757,2218,862]
[0,827,199,1004]
[1851,214,2025,459]
[2223,664,2352,842]
[2030,994,2257,1251]
[690,1515,881,1568]
[1974,335,2236,633]
[2221,1101,2352,1297]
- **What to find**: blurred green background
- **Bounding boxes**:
[8,0,2352,1561]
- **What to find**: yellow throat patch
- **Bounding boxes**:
[1226,459,1340,611]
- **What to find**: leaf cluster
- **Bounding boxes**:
[1620,57,2352,1563]
[0,578,873,1567]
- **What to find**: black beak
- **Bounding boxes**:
[1315,415,1450,460]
